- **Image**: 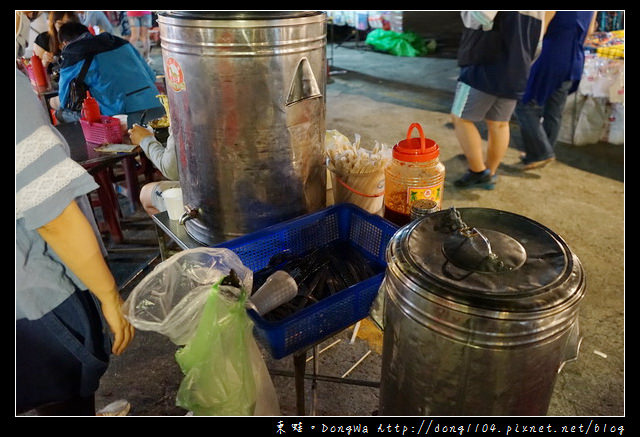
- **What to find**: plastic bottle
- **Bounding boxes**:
[81,91,101,123]
[30,54,48,92]
[383,123,445,226]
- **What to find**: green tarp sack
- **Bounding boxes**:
[365,29,436,57]
[175,278,280,416]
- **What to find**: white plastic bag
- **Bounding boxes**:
[607,103,624,145]
[573,96,608,146]
[123,247,253,345]
[123,248,280,415]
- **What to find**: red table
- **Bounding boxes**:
[56,121,148,244]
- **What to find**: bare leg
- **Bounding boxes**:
[485,119,510,175]
[140,26,150,59]
[140,182,160,216]
[451,114,486,172]
[129,24,140,50]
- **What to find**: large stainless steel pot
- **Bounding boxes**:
[378,208,586,415]
[158,11,327,245]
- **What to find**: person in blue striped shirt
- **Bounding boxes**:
[16,68,134,415]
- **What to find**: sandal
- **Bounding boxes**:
[96,399,131,416]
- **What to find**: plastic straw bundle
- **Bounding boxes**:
[325,130,391,214]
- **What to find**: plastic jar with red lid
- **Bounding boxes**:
[383,123,445,226]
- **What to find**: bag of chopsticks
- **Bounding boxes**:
[325,130,391,214]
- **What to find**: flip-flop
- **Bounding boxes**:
[96,399,131,416]
[520,157,555,170]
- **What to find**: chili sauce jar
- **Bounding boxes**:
[383,123,445,226]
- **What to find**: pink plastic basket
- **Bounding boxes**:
[80,116,123,144]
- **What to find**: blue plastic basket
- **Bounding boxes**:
[215,203,398,359]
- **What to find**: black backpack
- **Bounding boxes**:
[65,54,94,112]
[457,14,503,67]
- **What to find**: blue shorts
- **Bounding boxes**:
[128,14,152,28]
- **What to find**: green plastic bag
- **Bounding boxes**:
[175,278,280,416]
[365,29,436,57]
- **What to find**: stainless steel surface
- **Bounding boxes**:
[379,208,586,416]
[151,211,202,251]
[158,11,327,245]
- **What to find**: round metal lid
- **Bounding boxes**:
[159,11,322,20]
[386,207,585,312]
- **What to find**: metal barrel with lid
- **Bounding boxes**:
[158,11,327,245]
[378,207,586,416]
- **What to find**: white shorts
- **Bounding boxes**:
[151,181,181,212]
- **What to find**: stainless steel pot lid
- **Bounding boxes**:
[386,207,585,312]
[159,11,322,20]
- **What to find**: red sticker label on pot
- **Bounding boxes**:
[165,57,185,92]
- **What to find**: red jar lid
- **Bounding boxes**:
[392,123,440,162]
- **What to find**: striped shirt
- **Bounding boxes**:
[16,69,100,320]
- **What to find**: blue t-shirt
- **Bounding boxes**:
[521,11,595,105]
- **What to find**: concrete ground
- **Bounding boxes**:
[90,42,624,418]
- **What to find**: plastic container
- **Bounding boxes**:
[383,123,445,226]
[214,203,398,359]
[162,187,184,221]
[81,91,101,122]
[80,115,123,144]
[247,270,298,316]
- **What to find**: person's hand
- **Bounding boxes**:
[49,95,60,110]
[41,51,54,67]
[37,200,135,356]
[99,289,135,355]
[128,124,154,146]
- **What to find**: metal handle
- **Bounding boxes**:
[285,57,322,106]
[442,225,505,273]
[460,227,494,258]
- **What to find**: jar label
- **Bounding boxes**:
[407,183,443,206]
